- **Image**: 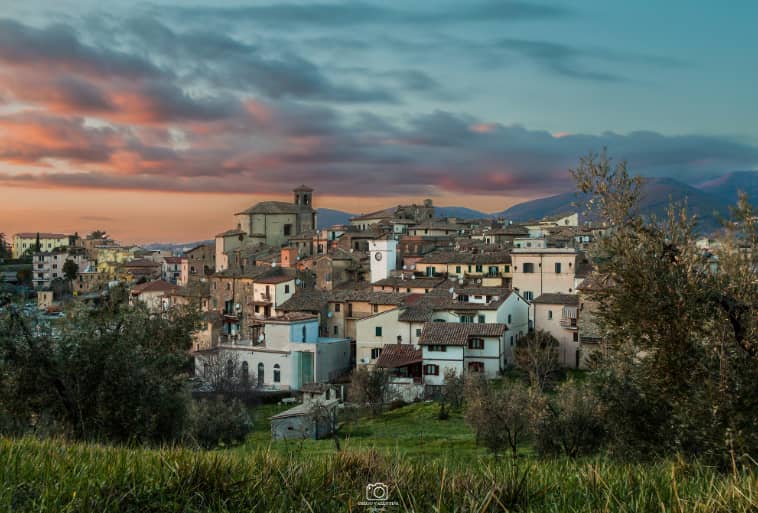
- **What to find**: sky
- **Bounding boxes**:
[1,0,757,243]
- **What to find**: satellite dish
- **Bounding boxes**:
[327,311,333,318]
[295,278,302,285]
[448,287,454,294]
[411,275,415,280]
[476,279,482,284]
[271,262,277,267]
[403,265,408,270]
[235,303,241,311]
[458,278,464,284]
[410,264,416,270]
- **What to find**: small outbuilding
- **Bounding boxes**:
[270,399,339,440]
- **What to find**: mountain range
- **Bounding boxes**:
[317,171,757,233]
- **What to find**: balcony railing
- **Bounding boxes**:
[560,317,578,329]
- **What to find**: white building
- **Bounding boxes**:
[369,239,398,283]
[532,293,581,368]
[419,322,507,387]
[32,250,92,289]
[194,314,351,391]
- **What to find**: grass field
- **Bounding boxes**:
[0,434,754,512]
[242,401,492,463]
[0,401,755,512]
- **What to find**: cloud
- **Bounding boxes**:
[171,1,570,27]
[1,103,756,198]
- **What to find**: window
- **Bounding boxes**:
[302,325,307,341]
[415,328,422,337]
[426,266,436,277]
[273,364,281,383]
[555,262,562,273]
[478,315,485,323]
[371,347,382,359]
[523,291,534,301]
[333,326,338,335]
[428,345,446,352]
[226,359,235,379]
[335,303,341,312]
[548,310,553,320]
[510,335,514,346]
[257,363,264,387]
[460,315,474,323]
[455,265,461,274]
[573,332,579,342]
[507,314,512,324]
[468,338,484,350]
[423,364,439,376]
[372,304,378,313]
[504,265,510,273]
[283,224,292,236]
[375,326,382,337]
[285,284,290,293]
[523,263,534,273]
[475,264,483,273]
[468,361,484,373]
[241,361,249,385]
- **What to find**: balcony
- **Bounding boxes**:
[560,317,578,329]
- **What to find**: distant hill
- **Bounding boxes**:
[495,177,731,232]
[317,208,354,229]
[435,206,490,219]
[143,240,213,252]
[696,170,758,205]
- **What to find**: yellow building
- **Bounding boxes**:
[13,232,72,258]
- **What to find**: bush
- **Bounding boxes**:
[186,397,252,449]
[533,380,606,458]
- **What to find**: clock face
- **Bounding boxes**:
[374,252,382,261]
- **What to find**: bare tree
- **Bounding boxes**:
[308,400,341,451]
[197,351,254,397]
[464,374,533,458]
[514,330,561,392]
[438,368,465,419]
[348,366,389,416]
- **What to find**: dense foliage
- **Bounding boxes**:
[573,151,758,466]
[0,290,201,444]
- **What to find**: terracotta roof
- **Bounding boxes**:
[255,269,296,284]
[350,207,396,221]
[131,280,179,295]
[121,258,160,268]
[373,277,444,289]
[418,250,511,265]
[236,201,311,215]
[487,226,529,236]
[532,293,579,305]
[418,322,507,345]
[278,290,330,312]
[328,289,407,305]
[375,344,422,368]
[293,184,314,192]
[268,312,318,322]
[215,229,245,237]
[164,256,184,264]
[14,232,69,239]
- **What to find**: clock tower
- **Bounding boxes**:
[369,239,397,283]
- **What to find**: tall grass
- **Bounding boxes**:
[0,437,754,512]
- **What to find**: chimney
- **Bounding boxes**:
[280,247,298,268]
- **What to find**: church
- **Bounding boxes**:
[234,185,317,248]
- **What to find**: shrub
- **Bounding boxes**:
[186,397,252,449]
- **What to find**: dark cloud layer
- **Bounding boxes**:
[0,11,755,199]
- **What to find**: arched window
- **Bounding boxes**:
[273,364,281,383]
[226,359,234,379]
[257,362,264,387]
[548,310,553,320]
[241,361,249,385]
